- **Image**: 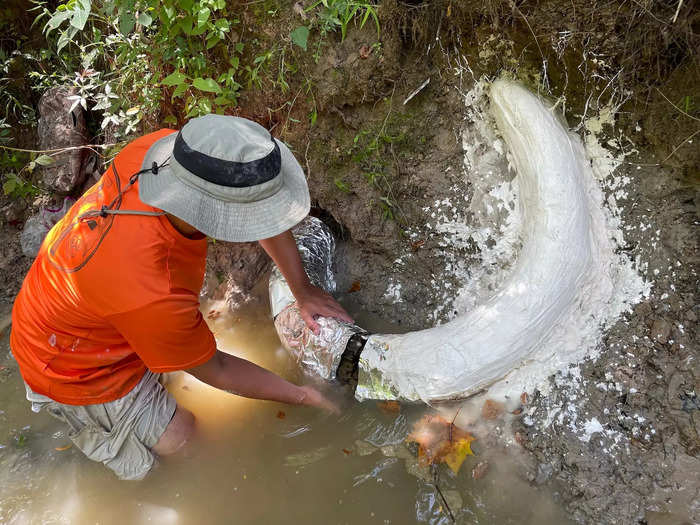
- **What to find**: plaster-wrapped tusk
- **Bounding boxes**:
[270,80,611,402]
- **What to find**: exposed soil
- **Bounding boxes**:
[0,2,697,523]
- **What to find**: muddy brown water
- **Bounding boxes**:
[0,301,573,524]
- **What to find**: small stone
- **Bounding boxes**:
[472,461,489,480]
[651,319,671,343]
[685,309,697,322]
[354,439,377,457]
[535,463,553,484]
[481,399,505,420]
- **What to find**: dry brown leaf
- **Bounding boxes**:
[348,281,362,293]
[406,414,475,473]
[342,448,352,455]
[520,392,529,405]
[359,45,371,59]
[377,400,401,414]
[276,410,286,419]
[472,460,489,480]
[481,399,504,420]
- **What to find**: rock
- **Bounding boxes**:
[481,399,505,420]
[685,309,697,322]
[19,198,74,258]
[354,439,377,457]
[535,462,553,484]
[650,319,671,343]
[37,86,90,194]
[471,460,489,480]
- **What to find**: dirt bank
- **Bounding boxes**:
[0,2,697,523]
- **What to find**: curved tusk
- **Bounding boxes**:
[355,80,593,401]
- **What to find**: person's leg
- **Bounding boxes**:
[151,404,195,456]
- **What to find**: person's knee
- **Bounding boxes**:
[152,405,195,456]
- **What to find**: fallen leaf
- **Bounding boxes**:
[406,413,476,473]
[411,239,425,251]
[377,400,400,414]
[511,407,523,415]
[520,392,529,405]
[359,45,371,59]
[276,410,286,419]
[55,444,72,451]
[207,309,222,320]
[443,437,474,473]
[472,460,489,480]
[342,448,352,455]
[348,281,362,293]
[481,399,504,420]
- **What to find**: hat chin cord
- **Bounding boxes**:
[78,159,170,222]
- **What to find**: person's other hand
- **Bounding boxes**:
[295,284,353,334]
[298,385,340,414]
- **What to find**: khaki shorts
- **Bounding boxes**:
[25,371,176,481]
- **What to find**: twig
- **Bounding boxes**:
[671,0,684,23]
[0,144,118,157]
[655,88,700,122]
[432,467,456,523]
[660,128,700,163]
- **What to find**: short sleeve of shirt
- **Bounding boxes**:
[107,294,217,372]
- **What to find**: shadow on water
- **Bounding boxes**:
[0,302,573,524]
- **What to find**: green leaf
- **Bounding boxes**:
[290,26,309,51]
[118,11,136,34]
[214,18,230,31]
[69,0,91,31]
[235,42,244,53]
[34,154,55,166]
[171,81,189,100]
[206,35,221,49]
[163,115,178,125]
[192,77,221,93]
[162,71,187,86]
[196,7,210,27]
[3,179,17,195]
[137,12,152,26]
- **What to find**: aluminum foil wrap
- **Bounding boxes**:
[269,216,337,318]
[270,216,365,380]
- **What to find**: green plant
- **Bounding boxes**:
[306,0,380,42]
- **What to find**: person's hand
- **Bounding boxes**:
[298,385,340,414]
[294,284,353,334]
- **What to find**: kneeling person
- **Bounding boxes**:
[11,116,351,480]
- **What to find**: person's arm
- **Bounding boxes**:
[259,229,352,333]
[187,350,337,412]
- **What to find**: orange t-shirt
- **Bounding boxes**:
[10,129,217,405]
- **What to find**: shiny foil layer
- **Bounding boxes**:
[270,217,364,380]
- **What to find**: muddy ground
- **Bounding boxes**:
[1,1,698,523]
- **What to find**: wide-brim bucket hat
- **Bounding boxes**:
[138,114,310,242]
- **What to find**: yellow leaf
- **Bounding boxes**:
[443,437,474,474]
